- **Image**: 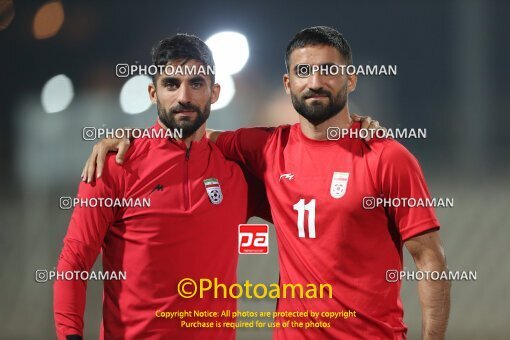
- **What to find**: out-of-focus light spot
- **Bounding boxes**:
[41,74,74,113]
[212,74,235,111]
[206,32,249,76]
[119,75,152,115]
[33,1,64,39]
[0,0,15,31]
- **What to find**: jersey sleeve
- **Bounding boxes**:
[215,127,274,180]
[377,142,440,241]
[53,156,120,339]
[242,165,273,223]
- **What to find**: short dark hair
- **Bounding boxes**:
[285,26,352,72]
[151,33,215,84]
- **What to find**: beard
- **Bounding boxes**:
[157,99,211,139]
[291,84,347,126]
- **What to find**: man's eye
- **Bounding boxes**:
[165,83,178,89]
[191,82,203,89]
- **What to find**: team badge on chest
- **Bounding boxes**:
[330,172,349,199]
[204,178,223,204]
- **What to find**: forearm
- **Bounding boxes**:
[405,231,451,339]
[416,259,451,339]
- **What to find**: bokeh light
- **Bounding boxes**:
[119,75,152,114]
[33,1,64,39]
[206,31,249,76]
[0,0,15,31]
[41,74,74,113]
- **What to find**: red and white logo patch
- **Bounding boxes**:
[330,172,349,199]
[238,224,269,254]
[203,178,223,204]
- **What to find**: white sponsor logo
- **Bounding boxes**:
[279,173,295,181]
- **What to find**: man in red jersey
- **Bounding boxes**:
[211,27,451,339]
[54,34,271,340]
[82,27,448,339]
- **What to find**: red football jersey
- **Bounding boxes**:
[216,122,440,339]
[54,122,269,339]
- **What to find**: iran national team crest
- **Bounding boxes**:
[330,172,349,199]
[204,178,223,204]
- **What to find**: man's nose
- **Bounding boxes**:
[177,84,192,103]
[308,72,324,90]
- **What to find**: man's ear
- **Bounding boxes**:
[148,82,157,104]
[210,83,221,104]
[347,73,357,94]
[283,73,291,95]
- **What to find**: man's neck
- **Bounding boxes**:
[157,119,205,148]
[299,105,352,140]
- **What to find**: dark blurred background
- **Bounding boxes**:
[0,0,509,339]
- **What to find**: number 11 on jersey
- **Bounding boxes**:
[293,199,316,238]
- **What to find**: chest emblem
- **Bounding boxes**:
[204,178,223,204]
[330,172,349,199]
